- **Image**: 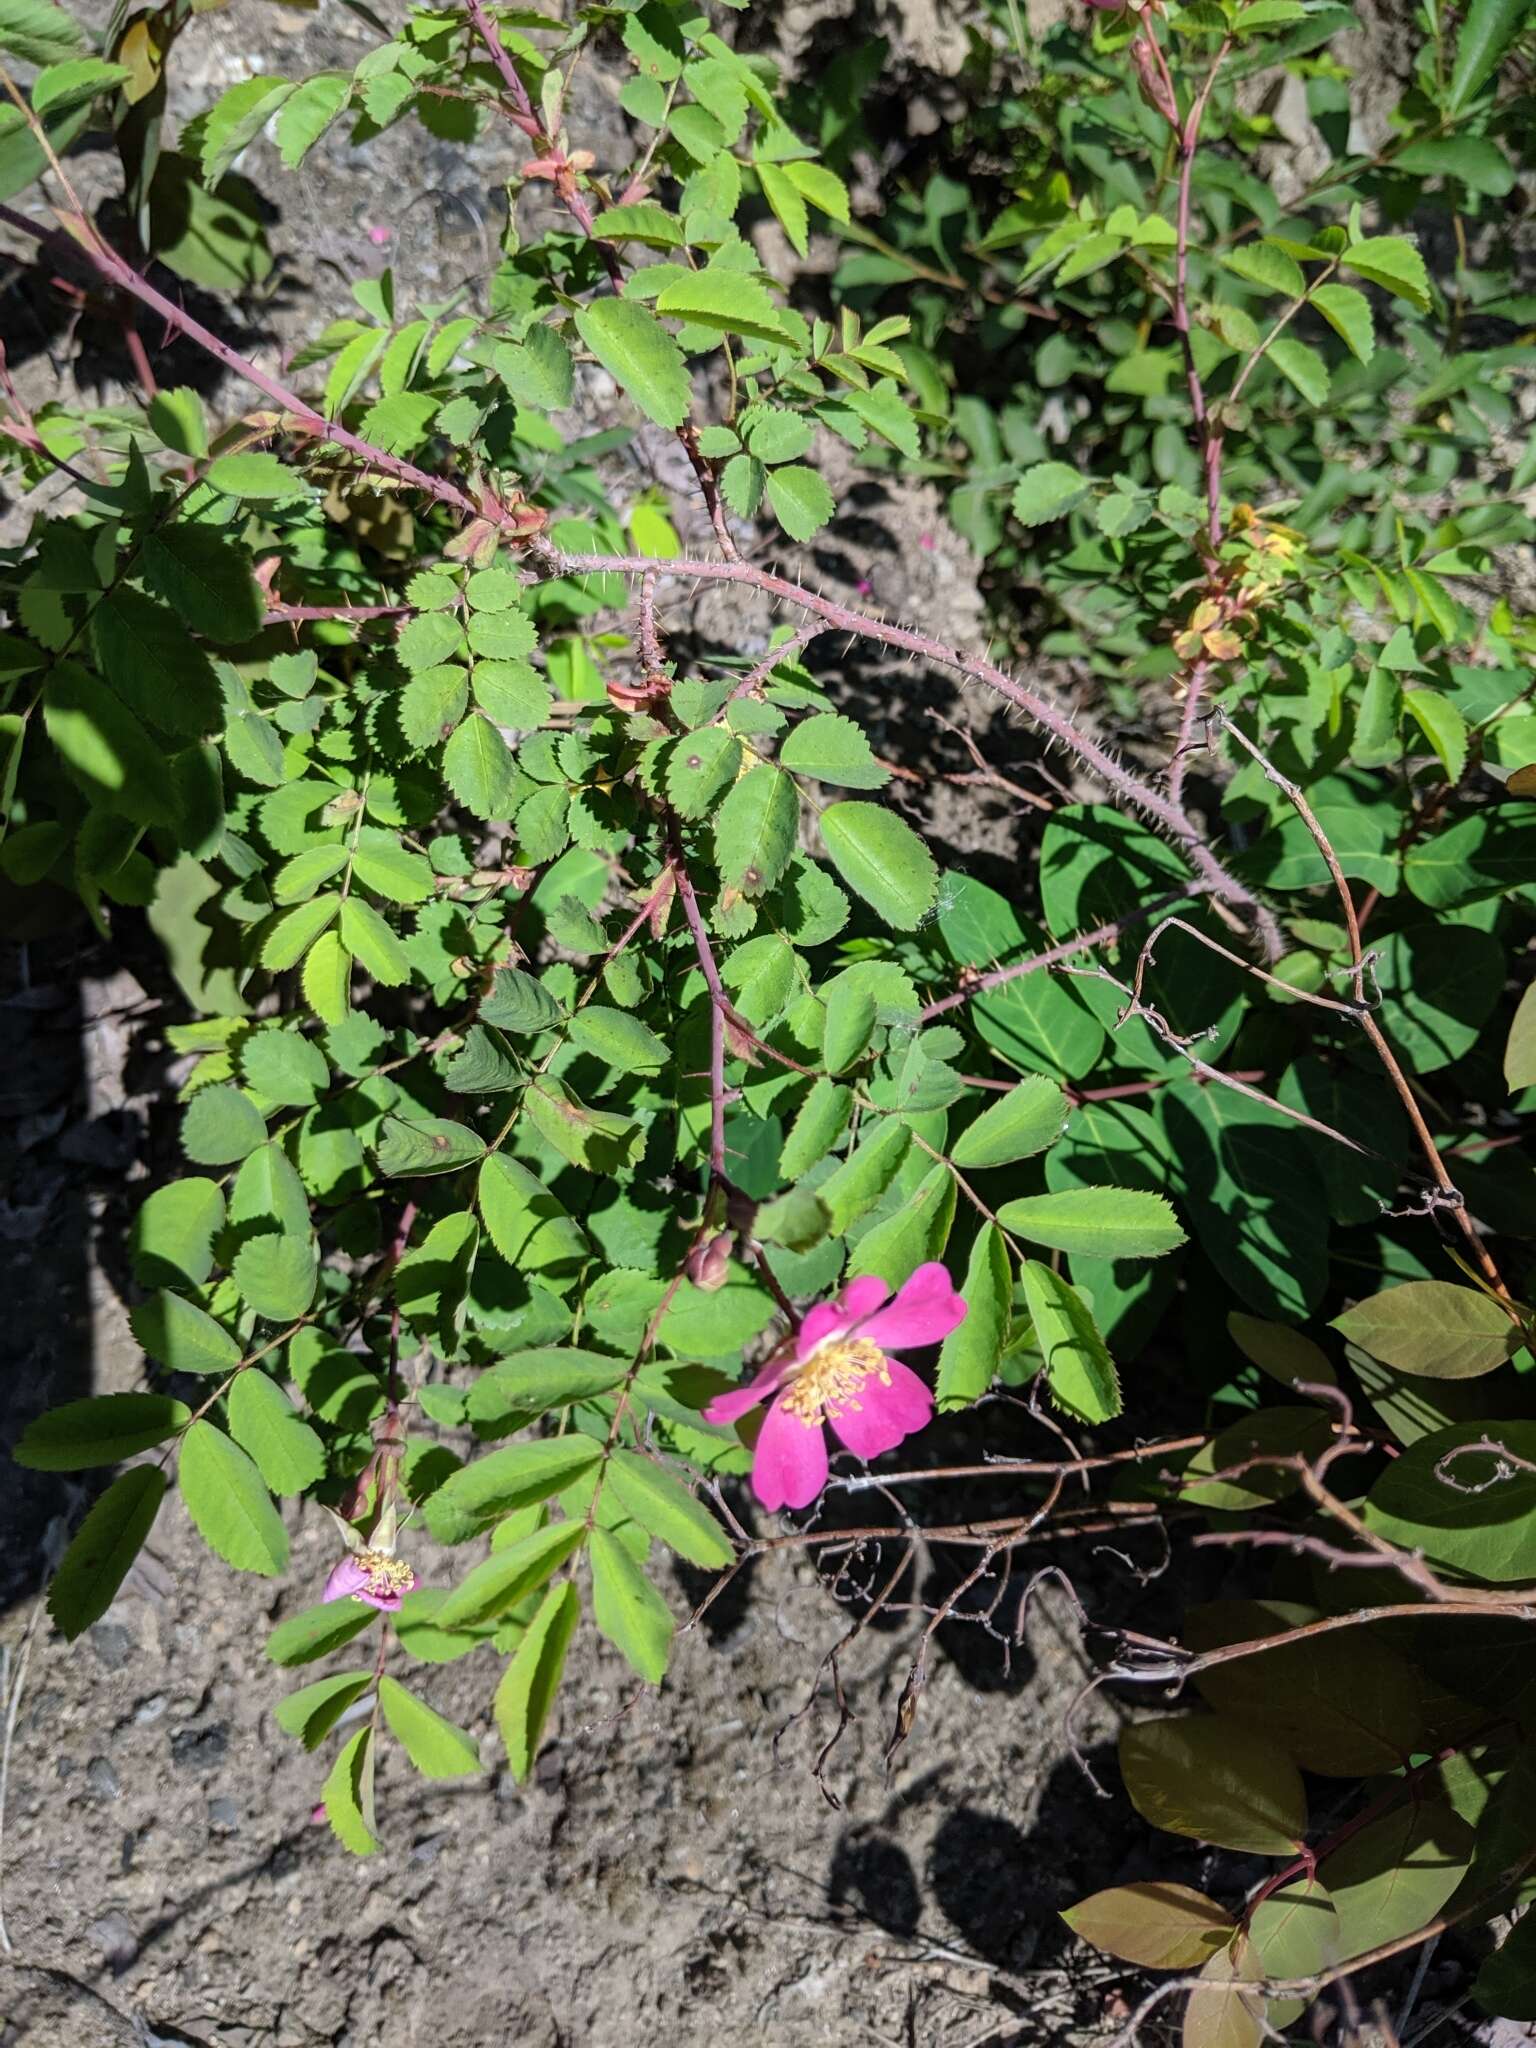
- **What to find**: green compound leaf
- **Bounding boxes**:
[575,298,691,428]
[467,1350,627,1423]
[424,1436,604,1543]
[375,1114,486,1178]
[1447,0,1529,108]
[478,1156,588,1290]
[1310,281,1374,362]
[1022,1258,1120,1424]
[131,1290,242,1376]
[322,1726,378,1855]
[779,1076,854,1179]
[47,1466,168,1641]
[232,1231,318,1321]
[655,269,790,341]
[273,1670,374,1749]
[1221,240,1307,297]
[589,1525,675,1685]
[567,1005,670,1073]
[178,1419,289,1576]
[132,1177,226,1291]
[1011,461,1092,526]
[141,523,263,644]
[936,1222,1012,1411]
[997,1187,1186,1260]
[765,464,835,541]
[604,1448,734,1568]
[16,1392,190,1471]
[227,1370,325,1495]
[90,589,221,738]
[820,802,937,929]
[495,1579,579,1781]
[818,1117,912,1235]
[667,727,742,818]
[1340,235,1431,311]
[780,711,889,790]
[949,1074,1068,1169]
[266,1599,376,1667]
[481,967,562,1033]
[714,763,798,896]
[442,712,520,818]
[436,1520,586,1629]
[241,1030,329,1109]
[379,1675,484,1779]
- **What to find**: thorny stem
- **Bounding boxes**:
[265,602,411,623]
[915,889,1200,1023]
[0,203,482,516]
[0,183,1280,961]
[531,543,1282,956]
[668,828,730,1182]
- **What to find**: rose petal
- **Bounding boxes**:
[797,1274,891,1360]
[858,1262,967,1353]
[323,1556,368,1604]
[703,1350,793,1427]
[323,1553,416,1611]
[828,1359,933,1460]
[752,1394,830,1511]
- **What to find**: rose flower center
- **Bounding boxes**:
[355,1549,416,1598]
[779,1337,890,1428]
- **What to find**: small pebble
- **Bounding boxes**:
[89,1622,135,1670]
[208,1796,241,1835]
[85,1756,121,1802]
[85,1911,137,1972]
[170,1723,229,1771]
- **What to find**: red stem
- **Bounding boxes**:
[532,541,1279,955]
[668,830,729,1181]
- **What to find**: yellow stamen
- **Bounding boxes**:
[355,1549,415,1597]
[779,1337,889,1429]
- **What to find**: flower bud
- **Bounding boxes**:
[685,1231,733,1292]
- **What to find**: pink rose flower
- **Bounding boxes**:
[323,1549,418,1611]
[704,1263,966,1511]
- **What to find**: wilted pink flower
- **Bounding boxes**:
[324,1549,418,1611]
[367,224,392,246]
[704,1264,966,1511]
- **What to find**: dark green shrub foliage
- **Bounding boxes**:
[3,0,1536,2029]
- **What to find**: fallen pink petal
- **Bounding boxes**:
[323,1549,419,1611]
[704,1262,966,1512]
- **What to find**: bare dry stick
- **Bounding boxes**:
[1217,709,1512,1296]
[915,891,1198,1023]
